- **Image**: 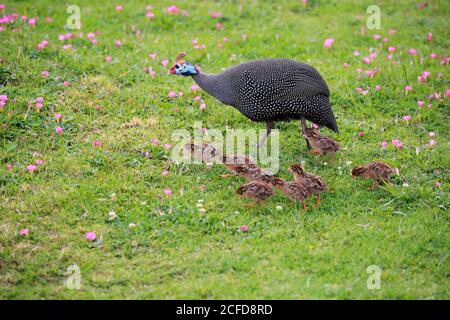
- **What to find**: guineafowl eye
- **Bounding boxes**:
[175,64,180,69]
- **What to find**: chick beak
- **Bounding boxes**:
[168,65,176,75]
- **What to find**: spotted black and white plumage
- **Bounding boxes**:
[191,58,338,132]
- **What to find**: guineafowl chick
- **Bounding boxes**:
[236,181,275,206]
[185,141,222,163]
[224,153,256,166]
[185,142,260,180]
[271,179,311,210]
[304,128,340,156]
[289,163,327,208]
[352,161,393,189]
[234,165,284,187]
[221,153,258,177]
[169,52,338,149]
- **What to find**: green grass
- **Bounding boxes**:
[0,0,449,299]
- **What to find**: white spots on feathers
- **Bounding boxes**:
[224,58,337,130]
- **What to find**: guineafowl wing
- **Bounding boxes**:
[228,59,330,120]
[231,59,329,102]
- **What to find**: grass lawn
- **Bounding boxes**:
[0,0,449,299]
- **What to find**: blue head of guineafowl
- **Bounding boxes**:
[168,52,198,76]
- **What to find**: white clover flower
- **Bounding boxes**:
[108,211,117,221]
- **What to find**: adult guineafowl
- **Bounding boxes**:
[168,52,338,148]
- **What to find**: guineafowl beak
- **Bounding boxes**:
[168,65,176,75]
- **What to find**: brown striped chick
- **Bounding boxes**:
[271,179,311,210]
[352,161,393,189]
[236,181,275,207]
[184,142,221,163]
[184,143,260,181]
[304,128,340,156]
[234,165,284,187]
[221,153,257,178]
[289,163,327,208]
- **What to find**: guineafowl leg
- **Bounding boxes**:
[257,121,274,148]
[300,117,312,150]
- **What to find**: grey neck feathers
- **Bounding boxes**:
[192,71,234,106]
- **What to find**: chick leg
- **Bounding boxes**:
[257,121,274,148]
[385,177,392,187]
[300,117,312,150]
[245,201,258,208]
[378,178,392,189]
[303,201,308,211]
[329,153,335,165]
[221,173,239,178]
[370,181,380,190]
[314,194,321,208]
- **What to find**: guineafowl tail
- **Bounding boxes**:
[326,113,339,134]
[307,95,339,133]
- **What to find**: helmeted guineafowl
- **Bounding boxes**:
[168,52,338,148]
